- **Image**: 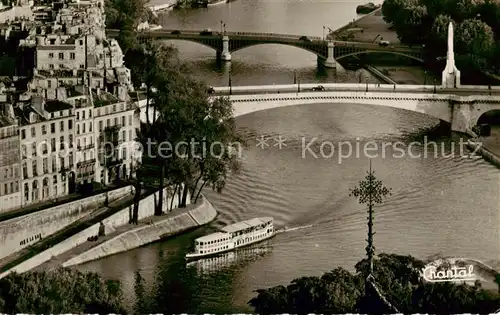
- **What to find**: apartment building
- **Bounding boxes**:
[93,88,139,185]
[0,95,22,212]
[17,93,76,206]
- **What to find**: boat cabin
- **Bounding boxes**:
[221,217,273,237]
[193,232,231,255]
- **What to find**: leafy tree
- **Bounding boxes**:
[381,0,408,24]
[455,18,495,70]
[449,0,484,22]
[0,268,125,314]
[476,0,500,40]
[394,4,429,45]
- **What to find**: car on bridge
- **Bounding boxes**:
[171,30,181,35]
[200,28,213,35]
[378,40,390,47]
[299,36,312,42]
[312,85,325,91]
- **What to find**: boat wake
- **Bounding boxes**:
[276,224,313,234]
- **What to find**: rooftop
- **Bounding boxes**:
[220,217,273,233]
[0,113,15,128]
[36,69,86,78]
[196,232,230,242]
[45,99,72,112]
[92,91,119,107]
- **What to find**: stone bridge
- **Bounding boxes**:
[138,84,500,133]
[106,29,423,68]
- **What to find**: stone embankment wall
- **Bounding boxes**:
[467,140,500,169]
[62,196,217,267]
[0,185,132,262]
[0,185,201,277]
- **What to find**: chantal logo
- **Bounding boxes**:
[422,258,477,283]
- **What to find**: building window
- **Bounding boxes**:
[47,80,51,88]
[32,160,37,177]
[50,39,55,45]
[51,123,55,133]
[79,40,83,45]
[49,53,54,58]
[77,124,80,134]
[69,153,73,168]
[60,136,64,150]
[43,158,48,174]
[70,52,75,60]
[58,53,64,60]
[53,174,57,184]
[31,127,35,137]
[89,109,92,118]
[32,142,36,156]
[114,117,118,126]
[42,142,48,155]
[82,111,85,120]
[122,131,126,142]
[21,129,26,139]
[89,122,92,132]
[80,64,85,69]
[52,156,57,172]
[60,157,65,170]
[129,115,132,126]
[32,180,38,201]
[69,134,73,148]
[122,147,127,160]
[76,112,79,120]
[60,121,64,132]
[24,183,29,201]
[49,64,54,69]
[42,125,46,135]
[22,162,27,179]
[51,138,56,152]
[121,116,125,126]
[21,145,27,159]
[99,121,103,131]
[82,123,85,133]
[68,120,73,130]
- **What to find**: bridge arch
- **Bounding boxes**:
[149,38,219,52]
[336,50,424,63]
[475,108,500,127]
[230,42,325,58]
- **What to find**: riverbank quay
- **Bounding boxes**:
[0,188,148,275]
[0,186,213,278]
[0,183,128,222]
[37,196,217,269]
[467,127,500,169]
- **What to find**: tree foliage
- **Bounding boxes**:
[382,0,500,73]
[0,268,125,314]
[248,253,500,314]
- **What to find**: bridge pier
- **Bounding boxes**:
[317,41,336,69]
[217,35,232,62]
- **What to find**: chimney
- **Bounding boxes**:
[72,69,77,76]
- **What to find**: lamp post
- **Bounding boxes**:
[433,78,436,93]
[293,70,297,84]
[365,77,368,92]
[323,26,325,41]
[223,23,226,34]
[220,20,223,34]
[424,70,427,86]
[228,71,232,95]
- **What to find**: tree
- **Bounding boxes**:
[394,4,429,45]
[381,0,411,24]
[455,18,495,70]
[430,15,454,48]
[0,269,125,314]
[449,0,484,22]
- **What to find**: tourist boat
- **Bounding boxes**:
[186,245,272,275]
[185,217,275,261]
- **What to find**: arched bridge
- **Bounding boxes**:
[106,29,424,68]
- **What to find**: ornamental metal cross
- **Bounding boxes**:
[349,160,391,276]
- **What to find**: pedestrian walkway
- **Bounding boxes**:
[35,201,199,271]
[0,183,128,222]
[0,187,151,273]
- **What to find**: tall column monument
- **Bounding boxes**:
[441,22,461,88]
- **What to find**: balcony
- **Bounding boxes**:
[77,143,95,151]
[78,170,95,178]
[77,158,96,167]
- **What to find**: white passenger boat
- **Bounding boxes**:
[185,217,275,261]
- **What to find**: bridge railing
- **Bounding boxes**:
[211,83,500,94]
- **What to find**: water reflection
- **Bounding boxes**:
[186,243,273,275]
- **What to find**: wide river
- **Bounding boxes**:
[75,0,500,312]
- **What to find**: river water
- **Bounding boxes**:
[74,0,500,312]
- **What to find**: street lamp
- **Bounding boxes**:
[365,77,368,92]
[228,71,232,95]
[220,20,223,34]
[433,78,437,93]
[293,70,297,84]
[223,23,227,34]
[323,26,325,41]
